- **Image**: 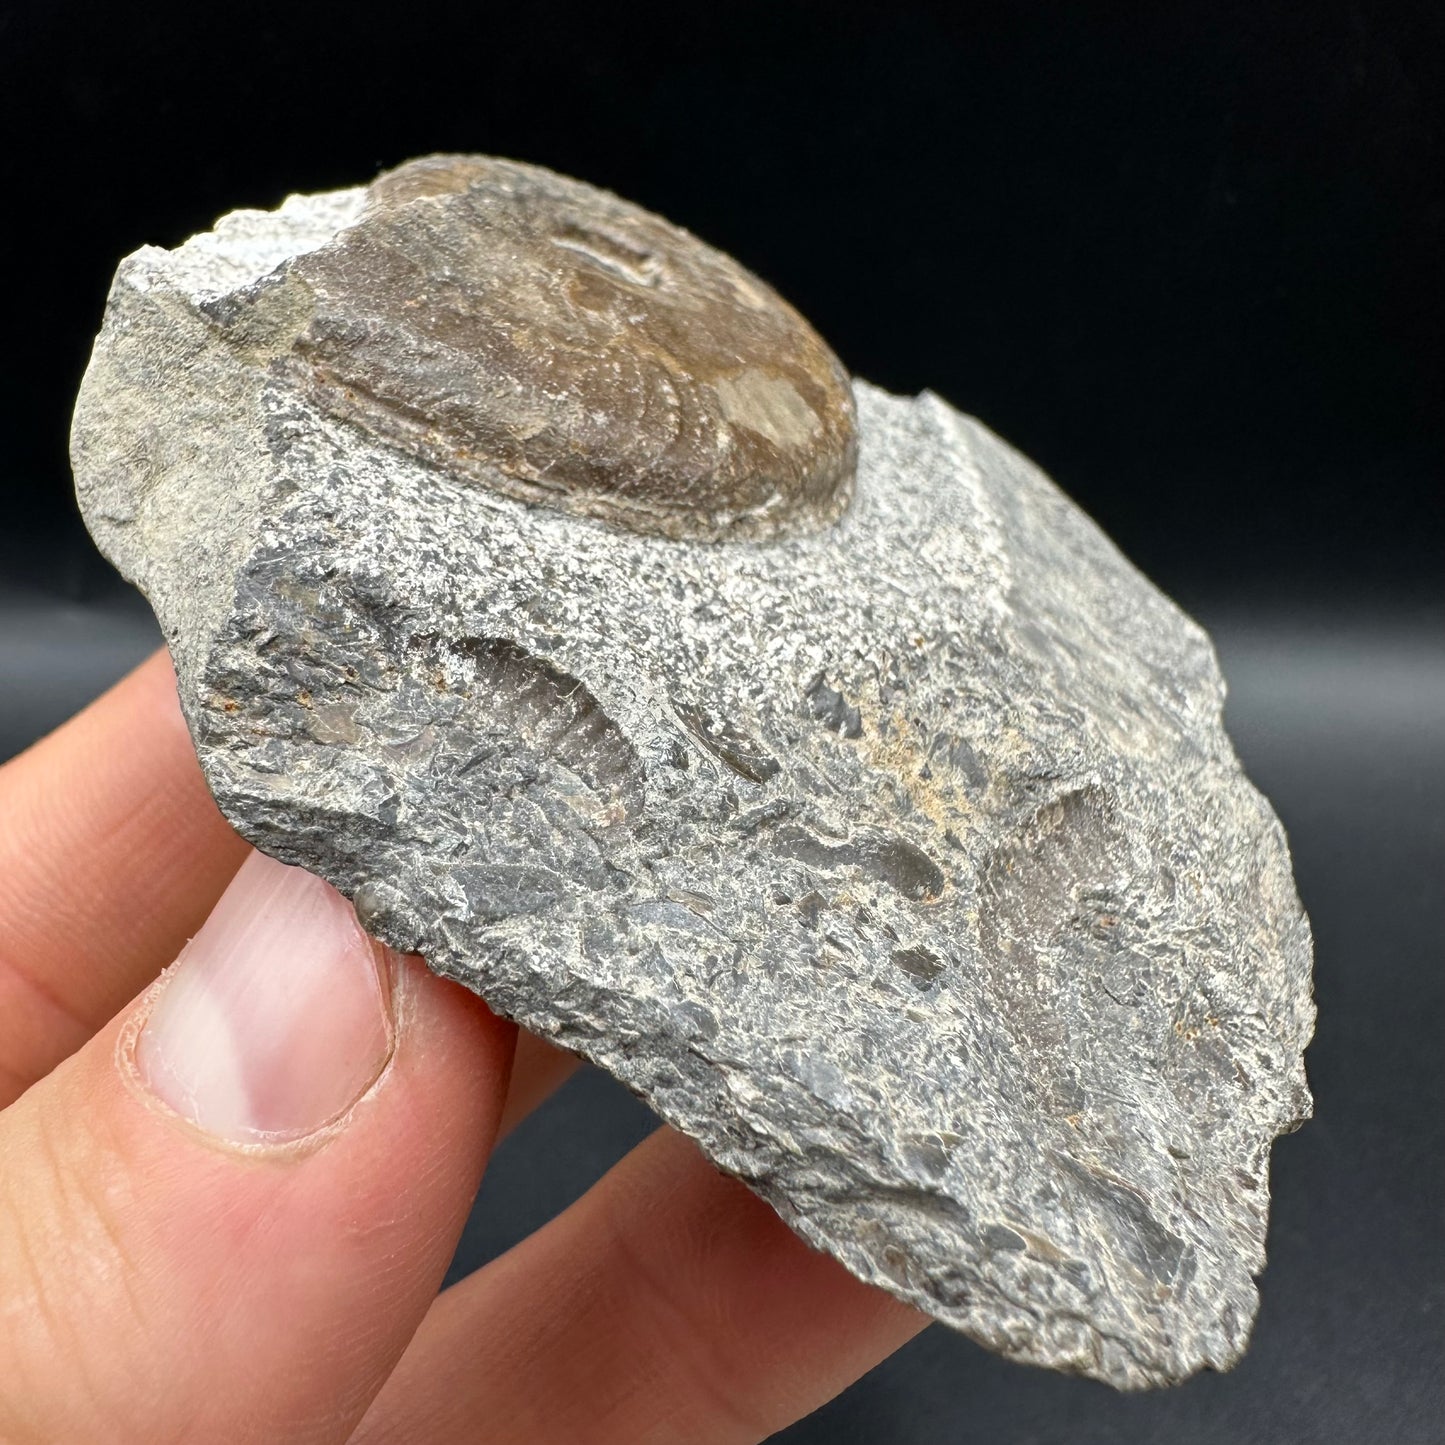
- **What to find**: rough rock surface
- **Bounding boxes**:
[72,159,1314,1390]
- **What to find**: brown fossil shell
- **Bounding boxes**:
[285,154,856,541]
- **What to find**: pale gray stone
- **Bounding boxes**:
[71,159,1314,1390]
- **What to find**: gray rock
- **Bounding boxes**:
[71,158,1314,1391]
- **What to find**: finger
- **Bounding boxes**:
[496,1031,581,1139]
[0,645,568,1140]
[0,849,514,1445]
[0,650,248,1102]
[353,1128,928,1445]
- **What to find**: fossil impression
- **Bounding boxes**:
[72,155,1314,1390]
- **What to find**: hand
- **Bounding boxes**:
[0,652,924,1443]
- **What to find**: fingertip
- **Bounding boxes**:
[0,854,515,1443]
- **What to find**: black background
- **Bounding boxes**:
[1,3,1440,1441]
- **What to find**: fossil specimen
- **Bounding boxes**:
[72,155,1314,1390]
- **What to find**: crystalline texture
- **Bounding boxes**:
[71,157,1314,1390]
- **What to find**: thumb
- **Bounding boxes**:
[0,849,514,1444]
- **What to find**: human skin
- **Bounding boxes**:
[0,650,924,1444]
